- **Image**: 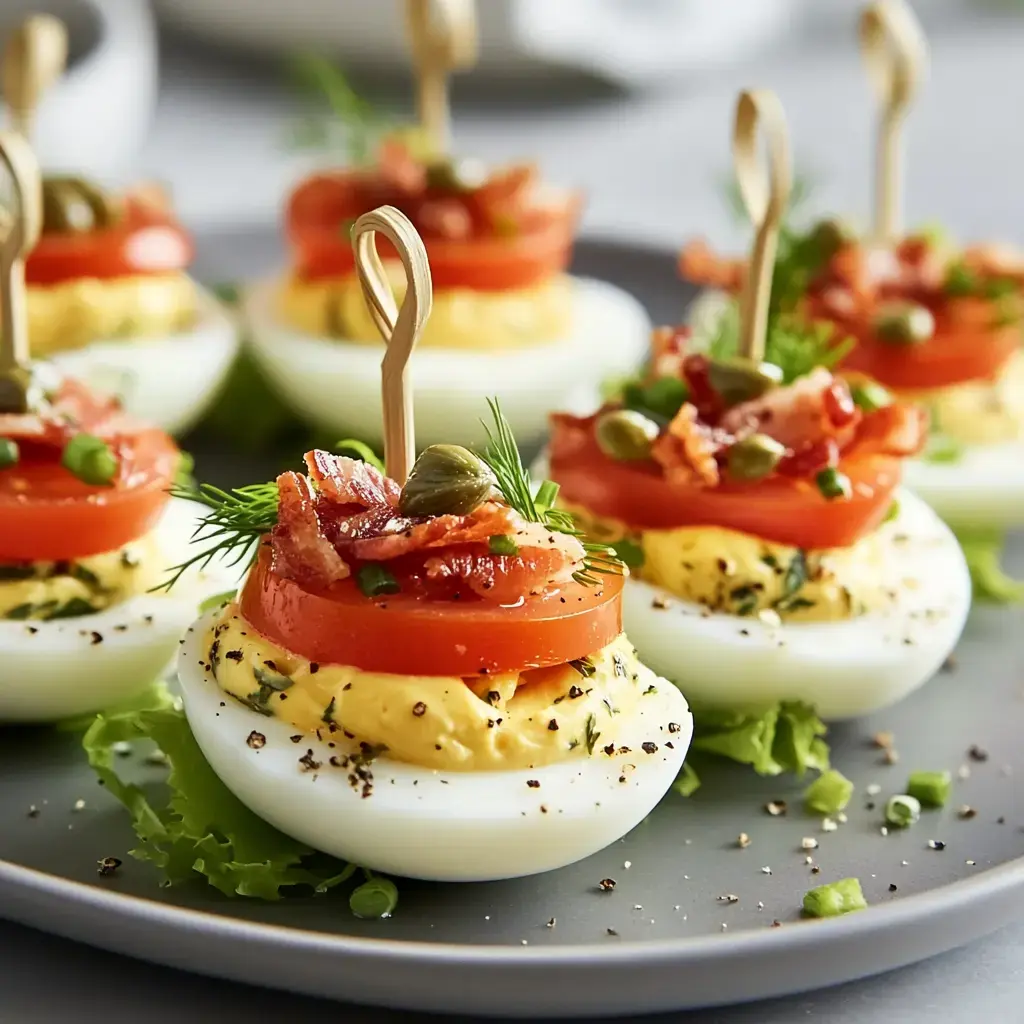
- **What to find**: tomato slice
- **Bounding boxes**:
[0,429,179,561]
[285,171,580,291]
[549,420,901,551]
[25,196,194,286]
[834,315,1020,390]
[238,546,623,677]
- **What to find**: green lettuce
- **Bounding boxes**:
[955,528,1024,604]
[676,700,830,795]
[82,688,396,912]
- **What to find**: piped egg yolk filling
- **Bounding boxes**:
[27,273,197,355]
[207,605,650,772]
[562,502,900,623]
[897,349,1024,446]
[0,531,164,621]
[276,264,574,350]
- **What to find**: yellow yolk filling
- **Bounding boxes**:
[26,273,196,355]
[898,349,1024,446]
[0,531,163,620]
[276,265,574,349]
[208,606,649,772]
[562,501,896,623]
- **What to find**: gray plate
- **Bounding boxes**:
[1,231,1023,1019]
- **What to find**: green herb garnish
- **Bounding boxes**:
[816,467,852,500]
[584,712,601,755]
[356,563,400,598]
[955,527,1024,604]
[611,538,645,570]
[803,769,854,815]
[62,433,117,486]
[802,878,867,918]
[198,589,237,615]
[621,376,689,424]
[488,534,519,556]
[349,872,399,919]
[0,438,18,469]
[905,770,951,808]
[884,793,921,828]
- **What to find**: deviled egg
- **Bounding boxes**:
[25,177,238,436]
[174,412,691,881]
[0,377,238,722]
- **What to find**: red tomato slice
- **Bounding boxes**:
[238,546,623,677]
[0,429,179,561]
[25,196,194,286]
[285,171,581,291]
[549,420,901,551]
[835,316,1020,390]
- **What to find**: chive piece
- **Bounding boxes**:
[0,438,19,469]
[883,499,900,524]
[849,381,893,413]
[62,433,118,486]
[198,589,237,615]
[802,878,868,918]
[803,769,854,815]
[534,479,560,510]
[356,563,400,598]
[349,876,398,919]
[906,770,952,808]
[45,597,100,620]
[816,467,852,500]
[488,534,519,556]
[884,793,921,828]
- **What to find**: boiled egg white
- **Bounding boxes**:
[242,275,650,451]
[0,498,241,723]
[620,490,970,720]
[177,612,692,882]
[49,285,240,437]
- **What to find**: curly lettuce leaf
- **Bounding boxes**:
[56,680,176,733]
[955,528,1024,604]
[677,701,830,795]
[83,689,394,909]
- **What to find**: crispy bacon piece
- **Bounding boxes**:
[0,378,139,447]
[272,470,351,585]
[420,545,576,604]
[852,403,928,458]
[303,450,400,509]
[651,403,723,487]
[678,239,746,291]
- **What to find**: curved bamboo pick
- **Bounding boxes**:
[352,205,433,485]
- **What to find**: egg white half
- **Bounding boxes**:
[177,611,692,882]
[621,490,970,720]
[0,499,242,724]
[49,285,240,437]
[242,275,650,451]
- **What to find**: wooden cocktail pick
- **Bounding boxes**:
[732,89,792,364]
[403,0,478,155]
[859,0,927,244]
[0,130,42,413]
[2,15,68,140]
[352,205,433,485]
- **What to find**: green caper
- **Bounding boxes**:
[425,156,489,193]
[41,176,124,234]
[809,217,856,259]
[726,433,786,481]
[399,444,495,518]
[707,357,784,406]
[594,410,660,462]
[873,301,935,345]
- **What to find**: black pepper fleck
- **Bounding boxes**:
[641,742,658,754]
[597,878,616,892]
[413,701,427,717]
[246,731,266,749]
[547,719,559,732]
[97,857,122,877]
[527,780,540,789]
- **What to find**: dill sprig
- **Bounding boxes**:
[156,482,280,592]
[478,399,624,587]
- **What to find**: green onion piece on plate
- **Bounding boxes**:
[906,770,952,808]
[885,794,921,828]
[802,877,868,918]
[803,768,854,815]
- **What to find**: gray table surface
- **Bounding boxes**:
[5,5,1024,1020]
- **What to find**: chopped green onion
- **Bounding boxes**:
[803,768,854,815]
[62,433,117,486]
[802,878,867,918]
[622,376,689,423]
[883,500,900,524]
[356,563,400,598]
[349,875,398,919]
[906,770,951,808]
[884,793,921,828]
[0,438,19,469]
[198,589,237,615]
[923,433,964,465]
[534,480,560,509]
[488,534,519,556]
[849,381,893,413]
[611,538,645,570]
[816,467,852,501]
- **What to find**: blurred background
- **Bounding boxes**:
[2,0,1023,252]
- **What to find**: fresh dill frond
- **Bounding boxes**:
[478,399,624,587]
[157,482,280,592]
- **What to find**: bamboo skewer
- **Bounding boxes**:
[732,89,792,365]
[352,205,433,485]
[403,0,478,155]
[859,0,927,244]
[2,15,68,141]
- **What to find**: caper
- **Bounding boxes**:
[399,444,495,518]
[809,217,856,259]
[425,156,489,193]
[873,301,935,345]
[594,410,660,462]
[41,176,124,234]
[707,357,784,406]
[0,438,18,469]
[726,433,786,481]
